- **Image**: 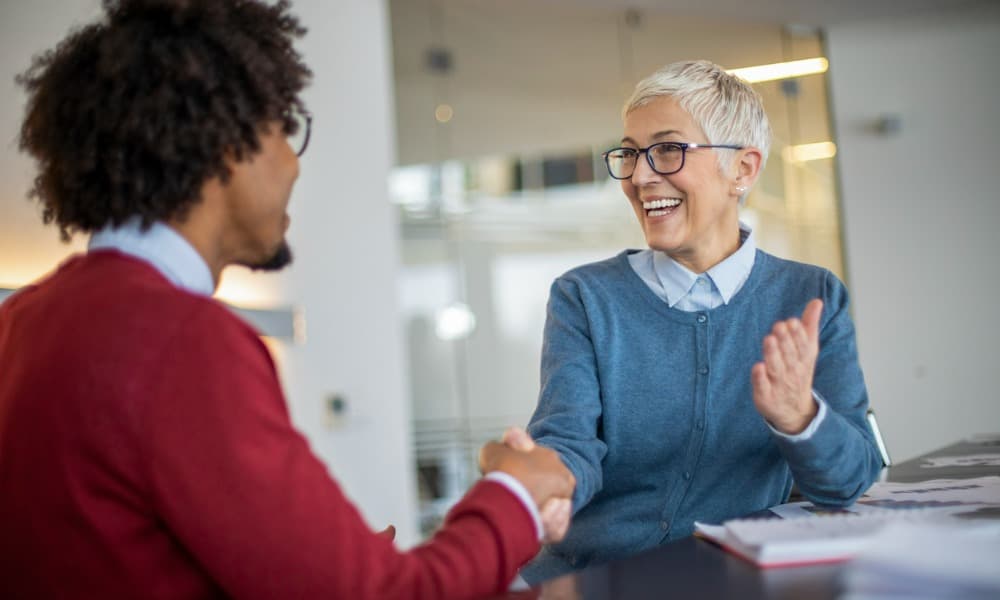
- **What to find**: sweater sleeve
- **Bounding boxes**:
[770,271,883,506]
[527,277,608,512]
[140,302,539,599]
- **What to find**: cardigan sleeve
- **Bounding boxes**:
[770,271,884,506]
[140,301,539,599]
[527,277,608,513]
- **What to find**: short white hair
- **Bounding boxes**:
[623,60,772,176]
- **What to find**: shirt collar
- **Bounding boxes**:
[653,251,699,307]
[652,221,757,307]
[88,217,215,297]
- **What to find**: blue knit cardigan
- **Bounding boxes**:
[522,249,882,581]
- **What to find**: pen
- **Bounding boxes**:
[866,408,892,468]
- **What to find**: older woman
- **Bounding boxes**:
[521,60,882,582]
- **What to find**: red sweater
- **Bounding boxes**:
[0,252,538,599]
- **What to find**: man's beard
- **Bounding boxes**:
[250,240,293,271]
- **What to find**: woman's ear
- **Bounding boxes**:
[734,147,763,191]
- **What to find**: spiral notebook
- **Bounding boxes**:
[693,510,941,568]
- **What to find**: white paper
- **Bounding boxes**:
[768,501,885,519]
[841,521,1000,600]
[766,477,1000,521]
[920,453,1000,468]
[857,476,1000,511]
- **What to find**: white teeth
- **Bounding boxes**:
[642,198,682,210]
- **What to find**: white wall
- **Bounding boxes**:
[0,0,419,545]
[283,0,417,545]
[0,1,98,282]
[826,2,1000,461]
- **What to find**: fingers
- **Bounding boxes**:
[539,574,580,599]
[760,321,813,392]
[482,428,536,472]
[752,298,824,433]
[503,426,536,452]
[478,440,505,474]
[762,298,822,379]
[802,298,823,343]
[539,498,572,544]
[377,524,396,541]
[770,320,804,363]
[762,329,789,379]
[775,322,801,364]
[788,319,811,359]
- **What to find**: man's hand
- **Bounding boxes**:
[479,427,575,542]
[501,427,573,543]
[751,298,823,434]
[376,525,396,542]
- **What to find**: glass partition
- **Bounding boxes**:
[389,0,843,536]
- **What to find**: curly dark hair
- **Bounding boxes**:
[16,0,312,240]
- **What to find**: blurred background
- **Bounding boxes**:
[1,0,998,546]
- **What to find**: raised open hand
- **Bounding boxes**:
[751,298,823,434]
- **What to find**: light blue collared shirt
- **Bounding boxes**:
[630,222,757,310]
[628,222,826,441]
[88,217,215,296]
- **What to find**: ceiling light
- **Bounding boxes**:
[728,57,828,83]
[783,141,837,163]
[435,303,476,341]
[435,104,454,123]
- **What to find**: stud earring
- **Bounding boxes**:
[736,185,748,194]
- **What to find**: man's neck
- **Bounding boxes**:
[166,180,233,288]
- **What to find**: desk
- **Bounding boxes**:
[492,435,1000,600]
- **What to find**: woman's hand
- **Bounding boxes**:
[751,299,823,435]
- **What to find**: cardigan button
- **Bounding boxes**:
[660,520,670,531]
[697,314,707,323]
[698,366,709,375]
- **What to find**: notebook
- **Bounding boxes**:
[693,510,941,568]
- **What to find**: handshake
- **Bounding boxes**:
[479,428,576,543]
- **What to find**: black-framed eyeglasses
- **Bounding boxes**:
[602,141,744,180]
[284,110,312,157]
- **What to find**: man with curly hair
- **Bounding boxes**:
[0,1,573,598]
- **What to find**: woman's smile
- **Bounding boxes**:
[642,197,683,218]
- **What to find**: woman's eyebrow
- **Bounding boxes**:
[620,129,684,145]
[650,129,684,140]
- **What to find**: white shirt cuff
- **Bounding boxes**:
[767,389,828,442]
[483,471,544,540]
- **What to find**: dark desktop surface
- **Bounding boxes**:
[491,435,999,600]
[571,536,841,600]
[886,437,1000,482]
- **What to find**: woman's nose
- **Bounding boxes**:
[631,153,662,185]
